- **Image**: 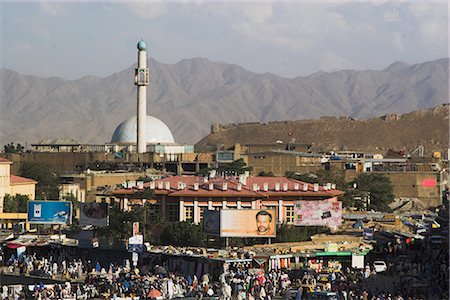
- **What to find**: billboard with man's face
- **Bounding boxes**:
[79,202,109,227]
[220,209,276,238]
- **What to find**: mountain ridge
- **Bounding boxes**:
[0,57,448,147]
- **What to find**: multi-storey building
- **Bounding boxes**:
[111,175,344,224]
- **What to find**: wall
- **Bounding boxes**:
[0,161,11,212]
[10,183,35,200]
[344,169,444,207]
[246,153,322,176]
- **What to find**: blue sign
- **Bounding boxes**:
[27,201,72,224]
[363,228,374,241]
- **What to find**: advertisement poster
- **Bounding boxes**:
[220,209,276,238]
[79,202,109,227]
[202,210,221,236]
[294,198,342,227]
[27,201,72,224]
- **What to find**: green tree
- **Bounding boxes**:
[314,170,347,190]
[286,170,346,189]
[3,194,29,213]
[342,189,368,210]
[3,143,15,153]
[285,171,318,183]
[351,173,394,212]
[160,221,206,247]
[3,143,24,153]
[97,202,141,243]
[19,162,60,200]
[198,158,252,176]
[62,193,79,225]
[275,224,330,243]
[257,171,275,177]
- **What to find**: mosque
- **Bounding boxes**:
[32,40,194,158]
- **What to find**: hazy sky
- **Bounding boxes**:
[1,1,448,80]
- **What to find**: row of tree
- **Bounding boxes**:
[3,142,25,154]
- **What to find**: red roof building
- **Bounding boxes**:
[0,157,37,213]
[112,175,344,224]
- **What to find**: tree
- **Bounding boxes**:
[285,171,318,183]
[160,221,206,247]
[62,194,79,225]
[97,202,141,243]
[275,224,330,243]
[198,158,252,176]
[3,194,29,213]
[258,171,275,177]
[286,170,346,189]
[3,143,25,153]
[19,162,59,200]
[351,173,395,212]
[314,170,346,190]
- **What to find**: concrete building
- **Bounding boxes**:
[0,157,36,212]
[60,170,151,202]
[110,175,344,224]
[326,155,447,207]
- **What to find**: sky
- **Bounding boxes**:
[0,1,448,80]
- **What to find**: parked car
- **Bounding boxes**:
[373,260,387,273]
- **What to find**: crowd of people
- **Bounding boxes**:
[0,207,447,299]
[0,250,447,300]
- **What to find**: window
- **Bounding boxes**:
[148,204,160,223]
[199,207,206,222]
[167,204,179,222]
[285,206,294,223]
[185,206,193,222]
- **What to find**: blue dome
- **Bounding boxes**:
[111,115,175,144]
[137,40,147,51]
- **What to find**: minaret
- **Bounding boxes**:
[135,40,149,154]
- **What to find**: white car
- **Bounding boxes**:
[373,261,387,273]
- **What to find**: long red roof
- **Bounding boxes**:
[125,175,345,198]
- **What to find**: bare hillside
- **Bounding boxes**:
[195,105,449,155]
[0,58,448,146]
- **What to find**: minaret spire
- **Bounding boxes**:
[135,39,149,154]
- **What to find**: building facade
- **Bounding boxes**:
[0,158,36,212]
[111,175,344,225]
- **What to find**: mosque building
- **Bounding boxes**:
[32,40,194,158]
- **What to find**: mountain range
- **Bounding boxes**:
[0,57,448,147]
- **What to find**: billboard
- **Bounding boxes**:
[203,210,221,236]
[27,201,72,224]
[220,209,276,238]
[79,202,109,227]
[294,198,342,227]
[422,179,436,187]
